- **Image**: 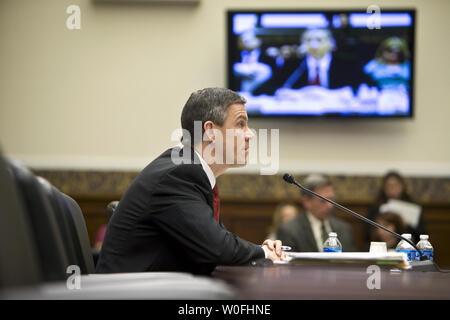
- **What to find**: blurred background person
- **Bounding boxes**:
[266,44,299,68]
[233,29,272,94]
[367,170,426,244]
[363,37,411,113]
[277,174,355,252]
[252,43,300,96]
[92,201,118,266]
[267,202,300,240]
[93,200,119,251]
[276,28,365,93]
[367,211,406,251]
[363,37,411,91]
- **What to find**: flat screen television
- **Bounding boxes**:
[227,9,415,118]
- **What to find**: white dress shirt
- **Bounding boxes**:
[306,212,332,252]
[306,52,332,87]
[194,150,216,190]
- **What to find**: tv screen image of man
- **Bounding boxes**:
[96,88,285,275]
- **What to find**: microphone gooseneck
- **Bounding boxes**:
[283,173,427,261]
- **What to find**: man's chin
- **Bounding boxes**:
[229,157,248,168]
[235,162,248,168]
[229,161,248,168]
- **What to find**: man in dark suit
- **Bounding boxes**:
[254,28,370,96]
[96,88,284,275]
[277,174,355,252]
[282,28,366,92]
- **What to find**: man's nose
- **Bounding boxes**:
[245,128,255,140]
[310,40,320,48]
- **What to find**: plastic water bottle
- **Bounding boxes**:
[323,232,342,252]
[416,235,434,261]
[395,233,417,262]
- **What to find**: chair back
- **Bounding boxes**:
[60,193,96,274]
[0,153,41,288]
[7,159,68,282]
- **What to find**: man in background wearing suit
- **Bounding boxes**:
[281,28,362,92]
[96,88,284,275]
[255,28,369,96]
[276,174,355,252]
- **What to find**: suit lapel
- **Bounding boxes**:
[329,216,341,235]
[191,148,217,221]
[329,216,348,250]
[175,146,215,216]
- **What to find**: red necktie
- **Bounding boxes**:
[311,66,320,86]
[212,185,220,222]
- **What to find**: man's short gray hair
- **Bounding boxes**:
[302,173,332,198]
[180,88,246,146]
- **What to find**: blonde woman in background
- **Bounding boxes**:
[363,37,411,90]
[267,202,300,240]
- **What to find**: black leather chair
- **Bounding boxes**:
[7,159,68,282]
[34,174,194,282]
[36,177,95,274]
[59,192,97,274]
[0,151,42,289]
[56,186,202,284]
[0,153,233,299]
[37,178,81,270]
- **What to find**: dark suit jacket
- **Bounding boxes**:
[96,147,264,275]
[254,53,374,96]
[276,213,355,252]
[284,55,368,93]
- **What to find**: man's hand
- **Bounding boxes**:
[261,239,286,261]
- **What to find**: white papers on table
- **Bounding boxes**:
[274,251,409,266]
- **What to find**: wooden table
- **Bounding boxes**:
[212,262,450,300]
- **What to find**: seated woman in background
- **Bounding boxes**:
[267,202,300,240]
[94,201,119,250]
[369,211,406,250]
[367,170,426,244]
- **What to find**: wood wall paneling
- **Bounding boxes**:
[34,171,450,269]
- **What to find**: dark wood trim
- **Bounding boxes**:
[33,170,450,268]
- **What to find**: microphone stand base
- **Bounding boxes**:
[409,260,441,272]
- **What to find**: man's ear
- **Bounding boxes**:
[300,195,309,208]
[203,121,215,142]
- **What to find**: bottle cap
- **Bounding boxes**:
[420,234,429,240]
[401,233,412,239]
[329,232,337,237]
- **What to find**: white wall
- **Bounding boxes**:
[1,0,449,176]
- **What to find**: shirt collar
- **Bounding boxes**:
[194,150,216,190]
[306,52,332,70]
[306,211,331,230]
[306,211,332,251]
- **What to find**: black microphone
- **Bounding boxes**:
[283,173,441,272]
